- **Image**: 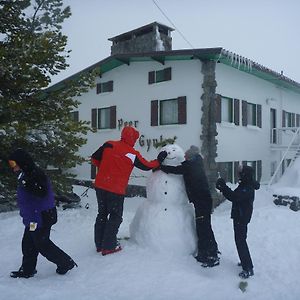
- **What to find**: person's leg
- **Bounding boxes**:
[10,228,38,278]
[31,226,76,274]
[94,188,108,250]
[102,192,124,252]
[233,220,253,271]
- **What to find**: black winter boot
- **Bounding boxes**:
[56,259,78,275]
[239,269,254,279]
[10,267,37,278]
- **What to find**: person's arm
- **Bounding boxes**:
[133,152,160,171]
[216,179,252,203]
[160,164,184,175]
[91,142,113,167]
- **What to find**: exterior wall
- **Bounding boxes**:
[215,63,300,183]
[70,58,300,188]
[72,59,204,186]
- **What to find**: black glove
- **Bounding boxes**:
[157,151,168,164]
[216,178,226,191]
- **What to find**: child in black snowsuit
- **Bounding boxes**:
[158,145,220,267]
[216,165,260,279]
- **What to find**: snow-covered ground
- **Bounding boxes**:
[0,184,299,300]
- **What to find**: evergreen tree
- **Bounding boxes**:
[0,0,97,211]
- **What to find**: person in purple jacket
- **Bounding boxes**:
[8,148,77,278]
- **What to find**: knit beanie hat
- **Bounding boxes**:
[185,145,200,160]
[9,148,35,172]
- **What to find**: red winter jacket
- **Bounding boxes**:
[91,127,159,195]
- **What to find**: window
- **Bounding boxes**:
[285,112,295,127]
[96,81,113,94]
[148,67,171,84]
[217,161,240,183]
[151,96,186,126]
[91,106,116,130]
[247,103,257,126]
[216,95,239,125]
[70,111,79,122]
[242,101,262,127]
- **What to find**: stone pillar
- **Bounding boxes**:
[200,60,222,208]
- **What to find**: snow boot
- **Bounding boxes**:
[10,267,37,278]
[102,244,122,256]
[201,256,220,268]
[56,259,78,275]
[239,269,254,279]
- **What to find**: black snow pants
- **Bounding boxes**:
[195,207,218,259]
[233,220,253,271]
[94,188,124,250]
[21,226,72,274]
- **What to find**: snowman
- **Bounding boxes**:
[130,143,197,256]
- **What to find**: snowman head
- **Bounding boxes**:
[160,143,185,166]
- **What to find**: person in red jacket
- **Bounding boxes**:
[91,126,167,255]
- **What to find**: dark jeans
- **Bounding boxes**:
[21,226,72,274]
[94,188,124,250]
[195,208,218,259]
[233,220,253,271]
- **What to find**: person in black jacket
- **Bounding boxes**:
[216,165,260,279]
[158,145,219,267]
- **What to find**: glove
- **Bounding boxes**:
[157,151,168,164]
[216,178,226,191]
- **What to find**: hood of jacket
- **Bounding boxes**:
[9,148,35,172]
[239,165,260,190]
[121,126,139,147]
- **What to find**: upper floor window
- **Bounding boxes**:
[148,67,171,84]
[283,111,295,127]
[216,95,239,125]
[242,101,262,128]
[70,111,79,122]
[91,106,116,130]
[151,96,186,126]
[96,80,113,94]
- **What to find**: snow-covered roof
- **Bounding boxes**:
[48,47,300,95]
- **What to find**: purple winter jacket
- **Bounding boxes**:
[17,172,55,228]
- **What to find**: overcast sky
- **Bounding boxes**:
[51,0,300,85]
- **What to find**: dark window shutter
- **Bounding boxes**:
[164,67,172,81]
[178,96,187,124]
[91,108,97,130]
[282,110,286,127]
[234,99,240,125]
[96,83,102,94]
[257,160,262,182]
[257,104,262,128]
[234,161,240,183]
[110,105,116,129]
[148,71,155,84]
[242,100,248,126]
[296,114,300,127]
[215,95,221,123]
[151,100,158,126]
[108,81,113,92]
[91,164,96,180]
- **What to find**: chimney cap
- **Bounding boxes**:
[108,21,174,42]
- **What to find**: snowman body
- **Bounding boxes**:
[130,144,197,255]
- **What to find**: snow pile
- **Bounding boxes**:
[130,144,197,255]
[272,157,300,197]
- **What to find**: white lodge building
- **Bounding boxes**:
[52,22,300,196]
